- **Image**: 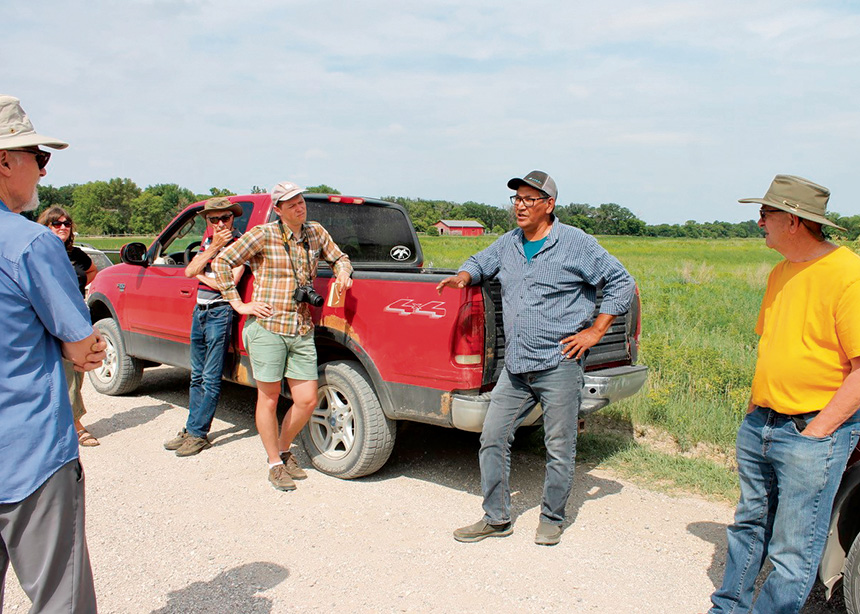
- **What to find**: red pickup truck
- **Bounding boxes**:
[86,193,647,479]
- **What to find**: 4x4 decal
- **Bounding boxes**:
[384,299,447,319]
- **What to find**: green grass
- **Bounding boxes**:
[78,236,155,249]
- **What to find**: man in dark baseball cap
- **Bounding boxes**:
[438,169,635,546]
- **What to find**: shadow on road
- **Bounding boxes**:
[86,403,173,439]
[365,420,625,526]
[116,366,628,524]
[149,562,289,614]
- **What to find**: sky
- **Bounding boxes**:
[5,0,860,224]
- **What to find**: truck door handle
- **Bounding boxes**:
[180,289,192,297]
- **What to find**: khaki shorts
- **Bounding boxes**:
[242,319,318,383]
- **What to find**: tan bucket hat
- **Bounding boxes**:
[739,174,845,231]
[197,196,243,218]
[0,95,68,150]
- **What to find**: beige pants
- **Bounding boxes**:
[62,359,86,422]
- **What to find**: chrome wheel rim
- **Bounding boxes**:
[309,384,356,460]
[92,333,118,385]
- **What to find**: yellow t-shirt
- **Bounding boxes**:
[751,246,860,414]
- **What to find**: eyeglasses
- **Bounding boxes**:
[759,208,789,222]
[207,214,233,224]
[50,220,73,228]
[510,195,549,208]
[6,148,51,170]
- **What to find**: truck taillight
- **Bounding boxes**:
[328,196,365,204]
[453,299,484,366]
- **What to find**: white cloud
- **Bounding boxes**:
[3,0,859,223]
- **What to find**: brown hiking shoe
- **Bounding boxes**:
[163,429,188,451]
[453,520,513,543]
[175,436,212,457]
[534,521,564,546]
[279,451,308,480]
[268,464,296,491]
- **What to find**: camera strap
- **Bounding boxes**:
[278,221,312,286]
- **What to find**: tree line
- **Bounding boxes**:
[31,178,860,240]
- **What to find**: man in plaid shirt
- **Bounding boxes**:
[212,181,352,491]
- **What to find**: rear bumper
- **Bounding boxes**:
[450,364,648,433]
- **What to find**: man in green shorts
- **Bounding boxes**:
[212,181,352,491]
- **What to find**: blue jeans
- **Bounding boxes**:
[186,303,233,438]
[709,407,860,614]
[479,359,583,526]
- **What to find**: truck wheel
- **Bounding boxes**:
[846,531,860,614]
[87,318,144,395]
[301,360,395,479]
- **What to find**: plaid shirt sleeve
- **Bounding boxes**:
[211,224,268,302]
[307,222,352,278]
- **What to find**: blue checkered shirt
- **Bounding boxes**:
[460,222,635,374]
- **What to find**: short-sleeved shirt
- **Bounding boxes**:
[68,245,93,296]
[212,221,352,337]
[752,246,860,415]
[459,221,635,374]
[0,200,94,504]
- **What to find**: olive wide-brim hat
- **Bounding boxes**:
[197,196,243,218]
[739,174,845,231]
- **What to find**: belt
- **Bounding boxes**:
[195,301,229,311]
[757,406,820,431]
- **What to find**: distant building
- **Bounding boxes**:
[433,220,485,236]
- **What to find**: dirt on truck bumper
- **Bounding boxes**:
[450,364,649,433]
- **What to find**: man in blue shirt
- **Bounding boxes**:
[0,95,106,613]
[438,170,635,546]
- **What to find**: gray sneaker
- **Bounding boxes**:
[453,520,513,543]
[534,521,564,546]
[175,436,212,457]
[279,451,308,480]
[163,429,188,451]
[268,464,296,492]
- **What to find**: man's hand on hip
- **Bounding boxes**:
[560,314,616,360]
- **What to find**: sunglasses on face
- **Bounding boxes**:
[7,148,51,170]
[50,220,73,228]
[207,214,233,224]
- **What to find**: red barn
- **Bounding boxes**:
[433,220,485,236]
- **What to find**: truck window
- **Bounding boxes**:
[153,201,254,266]
[273,200,418,265]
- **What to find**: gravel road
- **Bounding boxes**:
[3,366,847,613]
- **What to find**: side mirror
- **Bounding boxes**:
[121,242,149,266]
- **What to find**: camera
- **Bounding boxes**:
[294,285,324,307]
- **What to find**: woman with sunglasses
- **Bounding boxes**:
[37,206,100,447]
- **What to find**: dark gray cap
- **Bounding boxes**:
[507,170,557,201]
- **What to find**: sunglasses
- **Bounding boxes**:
[207,214,234,224]
[50,220,73,228]
[7,148,51,170]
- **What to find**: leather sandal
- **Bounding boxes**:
[77,428,100,447]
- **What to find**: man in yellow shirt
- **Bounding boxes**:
[709,175,860,614]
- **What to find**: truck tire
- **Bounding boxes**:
[847,531,860,614]
[300,360,395,479]
[87,318,144,396]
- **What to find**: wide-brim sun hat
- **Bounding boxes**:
[739,174,845,231]
[197,196,243,218]
[0,95,68,150]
